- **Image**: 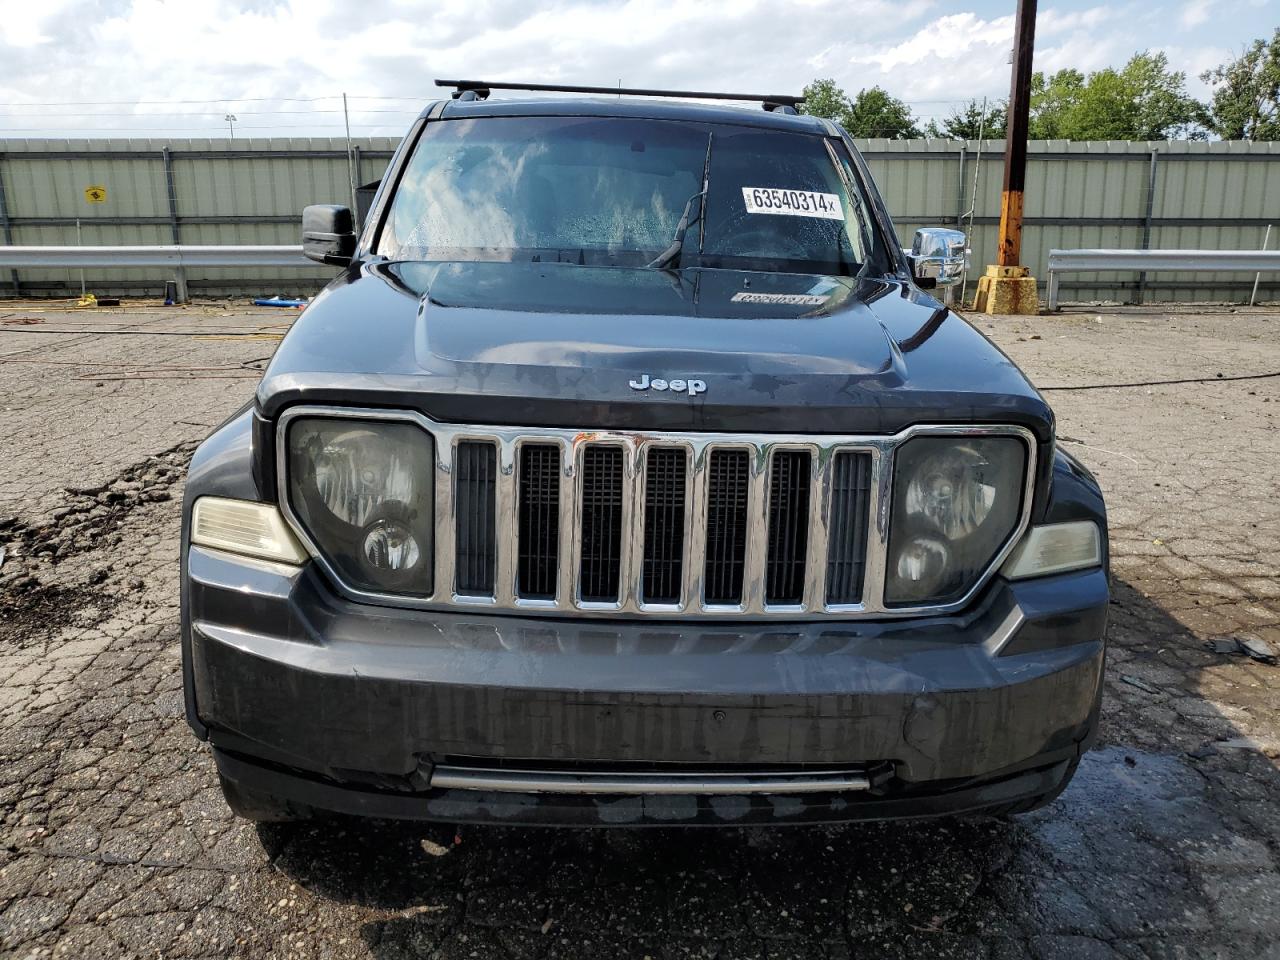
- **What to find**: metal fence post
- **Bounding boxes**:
[1136,149,1158,304]
[0,152,20,297]
[1251,224,1272,306]
[162,146,188,302]
[353,145,363,229]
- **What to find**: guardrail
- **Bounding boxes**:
[0,244,310,268]
[4,245,1278,310]
[0,245,313,302]
[1046,249,1280,310]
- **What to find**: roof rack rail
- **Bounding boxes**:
[434,79,804,114]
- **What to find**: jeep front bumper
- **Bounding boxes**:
[183,545,1107,826]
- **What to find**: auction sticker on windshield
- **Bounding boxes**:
[742,187,844,220]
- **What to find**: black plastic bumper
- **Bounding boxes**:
[184,545,1107,825]
[212,746,1079,826]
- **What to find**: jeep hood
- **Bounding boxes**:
[258,260,1053,440]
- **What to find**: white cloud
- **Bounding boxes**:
[1038,5,1114,36]
[0,0,83,46]
[0,0,941,136]
[847,11,1019,102]
[844,4,1136,103]
[840,3,1177,122]
[1166,43,1235,95]
[0,1,1268,137]
[1180,0,1213,27]
[851,12,1014,74]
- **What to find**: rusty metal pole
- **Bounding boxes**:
[997,0,1037,267]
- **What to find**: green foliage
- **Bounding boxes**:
[800,79,850,123]
[1201,28,1280,140]
[924,99,1008,140]
[1028,53,1205,140]
[800,79,920,139]
[846,87,921,139]
[1028,69,1086,139]
[803,38,1280,144]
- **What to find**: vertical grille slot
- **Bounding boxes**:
[825,451,872,605]
[579,446,624,602]
[765,451,811,605]
[704,449,750,604]
[517,444,560,599]
[454,441,497,596]
[642,448,687,604]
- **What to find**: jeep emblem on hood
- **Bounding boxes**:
[629,374,707,397]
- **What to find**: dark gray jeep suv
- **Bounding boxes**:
[180,81,1109,826]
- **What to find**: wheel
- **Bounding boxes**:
[219,773,314,823]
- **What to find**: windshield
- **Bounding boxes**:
[377,115,887,276]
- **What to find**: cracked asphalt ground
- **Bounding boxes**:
[1,300,1279,959]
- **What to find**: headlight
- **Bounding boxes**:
[286,417,434,595]
[886,436,1026,606]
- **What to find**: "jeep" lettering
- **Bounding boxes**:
[628,374,707,397]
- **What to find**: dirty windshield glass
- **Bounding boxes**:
[377,115,884,276]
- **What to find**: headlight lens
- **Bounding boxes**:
[886,436,1026,606]
[287,417,434,595]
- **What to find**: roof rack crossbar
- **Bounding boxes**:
[434,79,804,110]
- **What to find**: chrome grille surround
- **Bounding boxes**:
[276,406,1037,620]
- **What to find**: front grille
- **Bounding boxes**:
[579,446,624,602]
[765,451,811,604]
[704,450,749,604]
[642,448,686,603]
[517,444,560,599]
[465,442,875,611]
[454,441,496,596]
[826,451,873,604]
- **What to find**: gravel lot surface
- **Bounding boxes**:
[1,300,1278,959]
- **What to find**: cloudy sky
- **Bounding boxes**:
[0,0,1274,138]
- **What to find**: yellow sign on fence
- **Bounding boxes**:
[84,185,107,203]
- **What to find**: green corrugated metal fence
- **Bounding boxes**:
[1,136,1277,302]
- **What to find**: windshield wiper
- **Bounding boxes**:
[649,132,713,270]
[648,191,703,269]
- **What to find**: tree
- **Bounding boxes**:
[1201,29,1280,140]
[800,78,851,124]
[801,79,920,139]
[925,99,1008,140]
[1028,53,1205,140]
[845,87,921,139]
[1029,68,1086,139]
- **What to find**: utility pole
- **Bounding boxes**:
[998,0,1036,267]
[975,0,1041,314]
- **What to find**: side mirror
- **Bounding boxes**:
[302,204,357,266]
[909,228,967,289]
